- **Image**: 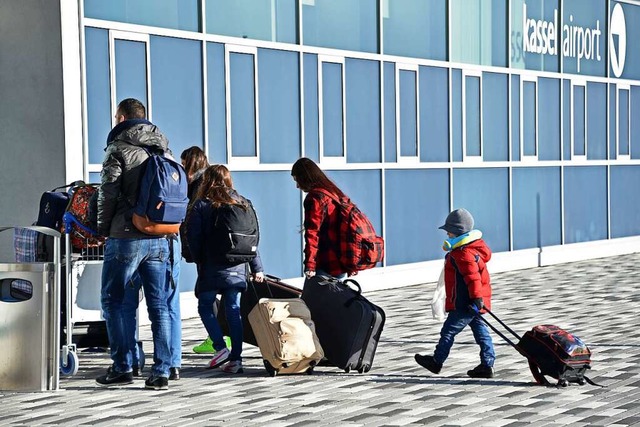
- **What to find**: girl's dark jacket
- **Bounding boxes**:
[186,191,264,296]
[444,239,492,313]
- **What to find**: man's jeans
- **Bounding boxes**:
[101,237,173,377]
[198,289,243,361]
[433,309,495,367]
[123,236,182,369]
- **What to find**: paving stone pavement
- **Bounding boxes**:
[1,254,639,426]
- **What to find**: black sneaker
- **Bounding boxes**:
[169,367,180,381]
[414,354,442,374]
[145,375,169,390]
[467,364,495,378]
[96,370,134,387]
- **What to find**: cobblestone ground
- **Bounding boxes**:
[1,254,639,426]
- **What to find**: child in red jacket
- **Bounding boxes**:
[415,208,496,378]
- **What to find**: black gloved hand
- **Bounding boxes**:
[468,298,484,313]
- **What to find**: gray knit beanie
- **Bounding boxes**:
[438,208,474,236]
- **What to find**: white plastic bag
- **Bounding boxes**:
[430,268,446,322]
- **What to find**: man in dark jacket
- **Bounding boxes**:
[96,98,179,390]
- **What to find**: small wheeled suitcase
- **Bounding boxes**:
[248,297,324,376]
[477,308,600,387]
[218,274,302,346]
[301,275,386,373]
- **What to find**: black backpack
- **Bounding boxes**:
[212,197,259,265]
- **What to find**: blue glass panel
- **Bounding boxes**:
[399,70,417,157]
[322,62,344,157]
[233,171,303,278]
[385,169,449,264]
[511,74,521,161]
[114,40,147,113]
[573,85,585,156]
[586,82,606,160]
[510,0,560,72]
[328,170,382,238]
[538,77,560,160]
[450,0,507,66]
[609,84,617,160]
[207,42,227,164]
[179,262,197,293]
[206,0,297,43]
[258,49,300,164]
[563,166,607,243]
[610,166,640,237]
[453,168,510,252]
[611,1,640,80]
[303,54,319,162]
[345,58,380,163]
[85,28,110,165]
[512,167,561,249]
[382,0,446,60]
[229,52,256,157]
[465,76,481,157]
[452,69,463,162]
[420,66,449,162]
[89,172,101,184]
[619,88,629,156]
[383,62,397,163]
[561,0,606,77]
[84,0,199,32]
[482,72,508,161]
[150,36,204,159]
[303,0,377,53]
[562,79,571,159]
[523,81,536,156]
[632,87,640,159]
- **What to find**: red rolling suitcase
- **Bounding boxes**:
[477,308,600,387]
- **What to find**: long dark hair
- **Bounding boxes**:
[291,157,346,198]
[180,146,209,183]
[194,164,246,209]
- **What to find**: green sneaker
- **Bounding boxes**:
[192,337,232,354]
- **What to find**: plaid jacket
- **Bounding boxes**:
[303,189,345,277]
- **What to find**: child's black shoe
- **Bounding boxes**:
[414,354,442,374]
[467,364,494,378]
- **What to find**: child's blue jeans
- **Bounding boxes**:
[433,309,495,367]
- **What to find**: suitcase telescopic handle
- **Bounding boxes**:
[473,307,522,350]
[342,278,362,295]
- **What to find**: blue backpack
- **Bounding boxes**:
[132,149,189,235]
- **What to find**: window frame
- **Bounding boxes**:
[225,44,260,167]
[617,83,631,160]
[570,78,587,161]
[462,69,483,163]
[519,74,538,163]
[318,54,347,167]
[395,63,420,164]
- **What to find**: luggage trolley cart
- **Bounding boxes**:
[60,214,146,376]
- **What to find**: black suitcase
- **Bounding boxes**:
[301,275,385,373]
[477,308,599,387]
[217,274,302,347]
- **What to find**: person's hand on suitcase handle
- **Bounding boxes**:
[305,270,316,279]
[469,297,484,314]
[253,271,265,283]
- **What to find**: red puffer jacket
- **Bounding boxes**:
[443,239,492,313]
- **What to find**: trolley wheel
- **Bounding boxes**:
[263,360,277,377]
[60,350,79,376]
[558,379,569,387]
[577,378,586,386]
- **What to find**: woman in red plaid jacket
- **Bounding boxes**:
[291,157,351,280]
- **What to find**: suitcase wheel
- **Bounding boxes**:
[306,367,314,375]
[357,365,370,374]
[558,379,569,387]
[344,366,351,374]
[263,360,278,377]
[577,378,586,386]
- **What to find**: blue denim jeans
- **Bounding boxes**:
[101,237,172,377]
[433,309,495,367]
[198,289,242,361]
[123,236,182,369]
